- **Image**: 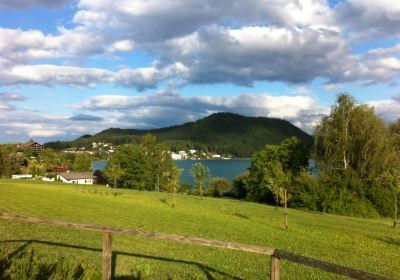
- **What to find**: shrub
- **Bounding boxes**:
[206,177,233,197]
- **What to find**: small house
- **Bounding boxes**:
[58,172,94,185]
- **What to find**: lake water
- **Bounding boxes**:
[93,159,316,186]
[92,159,251,186]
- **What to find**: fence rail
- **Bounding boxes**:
[0,212,390,280]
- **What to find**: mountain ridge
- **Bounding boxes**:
[44,112,313,157]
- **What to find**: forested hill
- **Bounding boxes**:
[44,112,313,157]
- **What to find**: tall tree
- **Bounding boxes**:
[164,166,182,208]
[190,163,210,197]
[314,94,390,180]
[104,162,124,195]
[246,137,308,203]
[107,143,152,190]
[72,153,92,172]
[140,134,174,192]
[314,93,397,217]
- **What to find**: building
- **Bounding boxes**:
[58,172,94,185]
[19,140,45,154]
[93,170,107,185]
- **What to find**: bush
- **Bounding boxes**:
[206,177,233,197]
[232,172,249,199]
[290,170,319,210]
[317,174,380,218]
[0,248,98,280]
[178,183,193,194]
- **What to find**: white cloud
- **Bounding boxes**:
[0,92,26,101]
[0,102,14,110]
[0,0,68,9]
[336,0,400,41]
[108,39,135,52]
[3,64,114,87]
[72,90,328,133]
[0,0,399,91]
[293,86,312,95]
[368,97,400,122]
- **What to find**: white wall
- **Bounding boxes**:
[59,176,93,185]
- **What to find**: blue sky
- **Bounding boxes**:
[0,0,399,143]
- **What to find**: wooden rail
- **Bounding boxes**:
[0,212,390,280]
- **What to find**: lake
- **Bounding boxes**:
[92,159,251,186]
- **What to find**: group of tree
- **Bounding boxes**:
[105,134,176,191]
[0,144,93,178]
[223,94,399,224]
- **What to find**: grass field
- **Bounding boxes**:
[0,179,398,279]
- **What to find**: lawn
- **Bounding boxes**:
[0,179,398,279]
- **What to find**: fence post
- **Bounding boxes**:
[270,255,280,280]
[102,232,112,280]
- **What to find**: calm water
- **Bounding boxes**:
[92,159,251,185]
[175,159,251,185]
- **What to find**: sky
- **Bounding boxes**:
[0,0,400,143]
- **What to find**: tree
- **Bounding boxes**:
[140,134,175,192]
[314,94,390,180]
[314,93,397,217]
[245,137,308,203]
[104,163,124,195]
[381,170,400,228]
[164,166,182,208]
[0,144,20,178]
[107,143,152,190]
[207,177,233,197]
[72,153,92,172]
[190,163,210,197]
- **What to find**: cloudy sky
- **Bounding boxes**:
[0,0,400,143]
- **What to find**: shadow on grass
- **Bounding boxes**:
[0,239,244,280]
[375,236,400,246]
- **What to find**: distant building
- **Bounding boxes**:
[18,140,45,154]
[12,174,33,179]
[58,172,94,185]
[49,166,68,173]
[171,152,182,160]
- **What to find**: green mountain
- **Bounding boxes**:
[44,112,313,157]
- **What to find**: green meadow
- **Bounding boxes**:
[0,179,398,279]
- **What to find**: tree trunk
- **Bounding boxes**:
[113,178,116,196]
[172,186,176,208]
[284,189,288,230]
[394,187,398,229]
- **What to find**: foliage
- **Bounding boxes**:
[206,177,233,197]
[177,183,193,194]
[104,162,124,194]
[245,137,309,203]
[140,134,175,192]
[107,135,178,191]
[190,163,210,197]
[313,93,399,217]
[231,172,249,199]
[0,144,20,178]
[107,143,152,190]
[72,153,92,172]
[0,247,96,280]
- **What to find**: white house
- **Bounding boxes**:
[12,174,32,179]
[171,152,182,160]
[58,172,94,185]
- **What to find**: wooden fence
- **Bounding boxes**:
[0,212,390,280]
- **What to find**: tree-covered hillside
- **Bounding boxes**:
[44,112,312,157]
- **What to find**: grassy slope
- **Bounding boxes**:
[0,180,398,279]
